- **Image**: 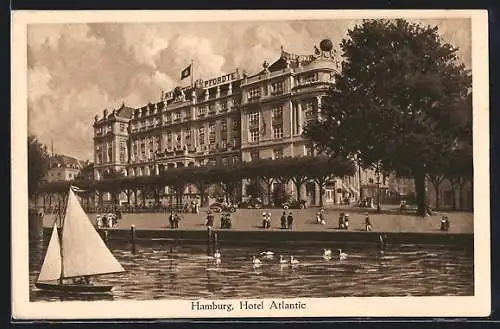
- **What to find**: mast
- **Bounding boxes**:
[58,187,70,284]
[190,59,194,87]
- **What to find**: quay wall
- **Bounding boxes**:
[41,227,473,247]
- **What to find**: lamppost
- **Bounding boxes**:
[376,166,381,213]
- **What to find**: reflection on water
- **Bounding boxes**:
[29,238,473,301]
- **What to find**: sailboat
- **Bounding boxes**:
[35,186,125,293]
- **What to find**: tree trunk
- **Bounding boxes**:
[413,170,426,216]
[432,182,441,210]
[459,181,465,210]
[318,184,324,207]
[451,185,456,210]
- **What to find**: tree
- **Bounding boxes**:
[446,143,473,210]
[245,178,264,199]
[304,19,471,216]
[28,135,49,200]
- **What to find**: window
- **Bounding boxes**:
[250,151,260,161]
[248,87,260,100]
[120,123,126,132]
[97,154,102,164]
[272,126,283,139]
[249,129,260,143]
[271,81,285,95]
[167,133,172,148]
[164,113,171,124]
[232,136,240,147]
[220,101,228,111]
[220,120,228,141]
[232,118,240,131]
[173,112,180,121]
[249,111,259,127]
[209,123,216,144]
[305,100,317,121]
[302,73,317,84]
[197,107,206,117]
[272,105,283,120]
[107,147,113,163]
[199,127,205,145]
[185,130,191,145]
[119,141,127,163]
[273,148,283,160]
[209,103,216,114]
[140,142,146,157]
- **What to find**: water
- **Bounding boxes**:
[29,239,473,301]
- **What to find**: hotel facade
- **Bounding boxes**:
[92,39,385,206]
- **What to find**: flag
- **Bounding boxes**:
[181,64,191,80]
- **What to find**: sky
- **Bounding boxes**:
[27,18,471,162]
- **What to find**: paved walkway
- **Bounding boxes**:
[44,206,473,234]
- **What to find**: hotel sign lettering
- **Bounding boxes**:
[203,72,237,88]
[163,72,238,100]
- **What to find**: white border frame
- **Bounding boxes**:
[11,9,490,319]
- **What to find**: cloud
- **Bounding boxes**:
[27,18,472,161]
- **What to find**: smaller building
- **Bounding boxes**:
[43,154,85,182]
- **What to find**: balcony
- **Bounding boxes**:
[247,95,261,102]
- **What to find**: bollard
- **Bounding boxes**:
[207,226,212,243]
[103,230,108,244]
[130,225,136,253]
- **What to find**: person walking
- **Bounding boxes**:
[287,212,294,229]
[365,213,372,231]
[173,212,181,228]
[168,210,175,228]
[95,215,102,229]
[343,214,350,230]
[338,212,345,229]
[206,210,214,228]
[280,211,287,229]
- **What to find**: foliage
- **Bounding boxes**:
[304,19,471,215]
[28,135,49,199]
[245,179,264,199]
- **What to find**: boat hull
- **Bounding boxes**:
[35,281,113,293]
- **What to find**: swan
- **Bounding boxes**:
[214,258,221,265]
[260,251,274,256]
[323,249,332,257]
[338,249,348,260]
[252,256,262,265]
[290,256,300,265]
[214,250,221,259]
[279,255,288,264]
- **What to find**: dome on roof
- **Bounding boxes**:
[320,39,333,52]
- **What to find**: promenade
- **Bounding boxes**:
[43,206,473,234]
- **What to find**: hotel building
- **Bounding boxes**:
[92,39,384,206]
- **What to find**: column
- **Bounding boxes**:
[216,86,221,98]
[228,82,232,95]
[297,102,303,135]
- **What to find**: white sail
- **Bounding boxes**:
[61,188,125,278]
[37,224,62,282]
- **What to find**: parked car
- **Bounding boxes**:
[282,199,307,210]
[209,201,237,213]
[238,197,263,209]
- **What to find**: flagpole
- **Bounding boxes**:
[190,59,194,87]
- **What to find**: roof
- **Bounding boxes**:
[48,154,85,170]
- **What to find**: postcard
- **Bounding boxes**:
[11,9,490,319]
